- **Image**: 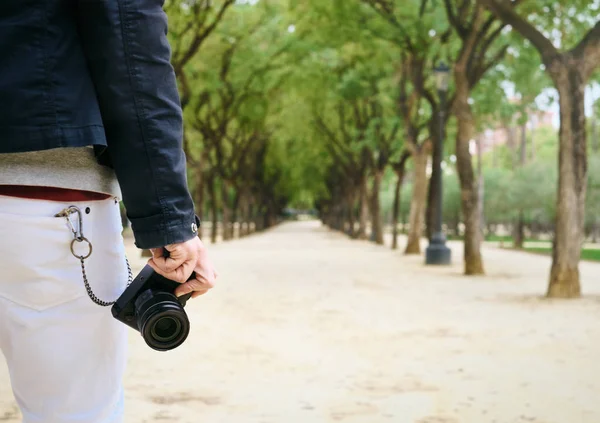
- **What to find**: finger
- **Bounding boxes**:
[147,259,168,278]
[147,259,191,284]
[174,282,193,297]
[163,256,186,273]
[159,245,192,273]
[194,270,215,289]
[168,261,195,284]
[174,277,213,297]
[150,252,187,274]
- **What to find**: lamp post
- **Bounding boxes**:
[425,62,452,265]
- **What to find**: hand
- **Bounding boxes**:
[147,237,217,298]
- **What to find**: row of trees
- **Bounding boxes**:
[165,0,297,240]
[166,0,600,298]
[293,0,600,298]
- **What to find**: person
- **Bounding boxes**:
[0,1,217,422]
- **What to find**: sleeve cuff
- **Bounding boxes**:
[130,212,201,249]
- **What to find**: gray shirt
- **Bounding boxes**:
[0,147,121,198]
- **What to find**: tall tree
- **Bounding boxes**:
[391,51,438,254]
[483,0,600,297]
[391,151,411,249]
[441,0,511,274]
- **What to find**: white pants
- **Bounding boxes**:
[0,195,128,423]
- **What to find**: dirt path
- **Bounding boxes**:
[2,220,600,423]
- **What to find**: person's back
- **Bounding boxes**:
[0,2,217,422]
[0,1,106,152]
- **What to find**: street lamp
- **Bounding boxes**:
[425,62,452,265]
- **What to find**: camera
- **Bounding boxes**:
[111,265,193,351]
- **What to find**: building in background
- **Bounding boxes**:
[475,109,555,156]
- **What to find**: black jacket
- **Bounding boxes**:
[0,0,198,249]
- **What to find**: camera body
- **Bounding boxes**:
[111,265,193,351]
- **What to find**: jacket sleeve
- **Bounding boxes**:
[75,0,198,249]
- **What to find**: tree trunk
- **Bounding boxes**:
[246,202,254,234]
[208,176,218,244]
[194,169,205,223]
[547,65,587,298]
[357,177,368,239]
[476,135,485,245]
[405,146,430,254]
[513,211,525,249]
[392,158,408,250]
[480,0,600,293]
[513,120,527,249]
[245,200,253,235]
[370,168,384,245]
[254,206,264,232]
[454,73,485,275]
[336,208,344,233]
[347,192,356,238]
[221,181,232,241]
[231,191,240,239]
[238,194,247,237]
[263,207,271,230]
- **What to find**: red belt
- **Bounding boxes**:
[0,185,112,202]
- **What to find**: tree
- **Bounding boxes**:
[395,54,434,254]
[180,1,296,241]
[166,0,236,109]
[289,0,407,243]
[391,151,411,249]
[483,0,600,297]
[440,0,513,275]
[358,0,451,254]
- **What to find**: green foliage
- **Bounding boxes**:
[164,0,600,235]
[520,0,599,51]
[481,166,514,222]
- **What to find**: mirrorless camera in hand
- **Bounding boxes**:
[111,265,194,351]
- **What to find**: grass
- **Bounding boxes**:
[525,247,600,262]
[446,234,538,243]
[445,233,600,262]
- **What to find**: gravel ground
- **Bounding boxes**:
[2,220,600,423]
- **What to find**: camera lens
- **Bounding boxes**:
[134,290,190,351]
[151,316,181,343]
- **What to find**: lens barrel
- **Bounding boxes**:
[134,290,190,351]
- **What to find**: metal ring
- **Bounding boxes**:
[70,237,93,259]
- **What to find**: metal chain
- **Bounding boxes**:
[78,254,133,307]
[57,205,133,307]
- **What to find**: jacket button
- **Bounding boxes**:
[191,222,198,234]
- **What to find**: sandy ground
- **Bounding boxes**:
[2,220,600,423]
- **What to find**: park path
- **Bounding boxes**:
[2,220,600,423]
